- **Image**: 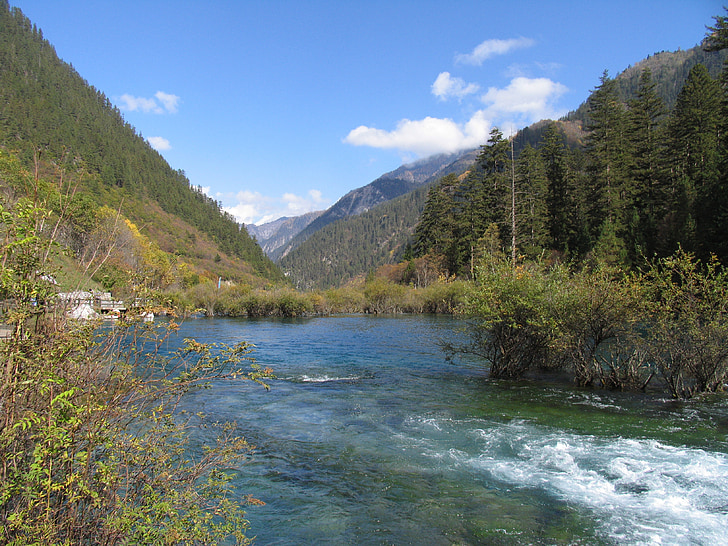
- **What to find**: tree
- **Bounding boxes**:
[667,63,721,257]
[414,174,460,275]
[540,123,571,253]
[455,127,511,277]
[585,71,628,250]
[624,69,668,259]
[514,144,548,257]
[704,7,728,52]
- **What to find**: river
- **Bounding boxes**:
[169,315,728,545]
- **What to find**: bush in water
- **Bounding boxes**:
[643,250,728,398]
[458,256,653,392]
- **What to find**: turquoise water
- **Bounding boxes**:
[171,315,728,545]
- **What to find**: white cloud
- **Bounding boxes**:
[456,37,535,65]
[223,189,330,225]
[119,94,160,113]
[155,91,180,113]
[344,110,491,158]
[432,72,480,101]
[282,189,327,216]
[147,136,171,150]
[117,91,180,114]
[481,77,568,122]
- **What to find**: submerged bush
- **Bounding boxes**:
[643,250,728,398]
[458,251,728,397]
[458,257,648,388]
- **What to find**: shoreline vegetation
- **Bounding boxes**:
[166,248,728,400]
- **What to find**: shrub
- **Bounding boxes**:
[363,278,406,314]
[644,250,728,398]
[459,258,648,387]
[0,193,271,544]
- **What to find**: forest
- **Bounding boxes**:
[413,59,728,277]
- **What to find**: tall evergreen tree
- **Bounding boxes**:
[667,63,721,256]
[414,173,460,274]
[439,127,512,277]
[540,123,571,253]
[624,69,668,259]
[514,144,549,257]
[704,8,728,52]
[703,8,728,259]
[585,71,628,249]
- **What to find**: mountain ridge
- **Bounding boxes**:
[271,149,477,260]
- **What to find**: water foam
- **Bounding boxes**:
[414,417,728,545]
[298,374,361,383]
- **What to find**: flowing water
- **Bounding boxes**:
[168,315,728,545]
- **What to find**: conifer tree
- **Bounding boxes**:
[540,123,571,253]
[624,69,668,258]
[667,64,721,256]
[585,71,628,250]
[457,128,510,275]
[414,173,460,275]
[514,144,548,257]
[703,8,728,259]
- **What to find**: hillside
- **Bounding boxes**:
[567,43,728,122]
[273,150,477,261]
[278,150,479,288]
[280,43,727,289]
[0,2,284,287]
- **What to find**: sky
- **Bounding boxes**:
[10,0,724,226]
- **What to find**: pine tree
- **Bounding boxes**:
[703,8,728,259]
[667,63,721,256]
[414,173,460,274]
[515,144,548,257]
[704,8,728,52]
[624,69,668,259]
[585,71,628,248]
[455,127,510,276]
[540,122,571,253]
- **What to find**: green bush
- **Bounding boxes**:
[459,258,647,386]
[643,250,728,398]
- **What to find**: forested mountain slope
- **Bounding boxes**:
[413,44,728,278]
[273,150,477,261]
[278,150,479,288]
[0,2,284,285]
[281,42,728,289]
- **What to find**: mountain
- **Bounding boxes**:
[273,149,477,261]
[279,43,728,289]
[0,2,284,287]
[246,210,323,257]
[278,150,479,288]
[567,43,728,122]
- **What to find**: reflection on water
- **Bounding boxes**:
[170,315,728,545]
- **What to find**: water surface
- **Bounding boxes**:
[173,315,728,545]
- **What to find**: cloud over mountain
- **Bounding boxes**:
[117,91,180,114]
[344,111,490,157]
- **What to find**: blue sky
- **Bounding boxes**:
[11,0,723,225]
